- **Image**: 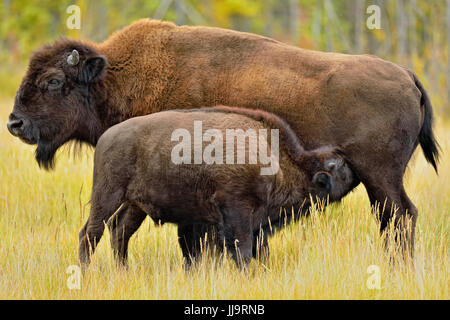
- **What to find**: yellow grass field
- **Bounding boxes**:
[0,97,448,300]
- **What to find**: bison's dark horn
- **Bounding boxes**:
[67,49,80,66]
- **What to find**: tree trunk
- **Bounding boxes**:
[264,0,273,37]
[409,0,417,57]
[175,0,186,26]
[397,0,407,63]
[312,0,322,50]
[324,0,333,52]
[289,0,300,44]
[354,0,364,53]
[447,0,450,104]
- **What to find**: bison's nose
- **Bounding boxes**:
[7,118,24,136]
[313,172,331,192]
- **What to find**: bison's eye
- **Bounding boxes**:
[48,79,63,90]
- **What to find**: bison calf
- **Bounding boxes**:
[79,106,356,268]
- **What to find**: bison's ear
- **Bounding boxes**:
[79,56,107,84]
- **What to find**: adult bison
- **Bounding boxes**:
[7,19,439,261]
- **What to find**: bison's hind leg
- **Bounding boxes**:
[107,203,147,268]
[363,171,418,265]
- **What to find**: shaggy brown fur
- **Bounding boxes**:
[8,19,439,260]
[79,107,355,267]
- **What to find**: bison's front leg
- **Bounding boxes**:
[78,218,106,268]
[220,204,254,269]
[107,203,147,267]
[177,223,220,269]
[79,187,125,268]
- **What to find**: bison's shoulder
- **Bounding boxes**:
[102,18,175,46]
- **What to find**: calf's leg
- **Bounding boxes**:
[79,188,124,268]
[220,203,254,268]
[178,220,270,266]
[177,223,218,269]
[107,203,147,267]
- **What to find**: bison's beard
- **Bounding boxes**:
[35,140,58,170]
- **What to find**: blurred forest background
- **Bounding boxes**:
[0,0,449,115]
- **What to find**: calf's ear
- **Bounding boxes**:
[79,56,107,83]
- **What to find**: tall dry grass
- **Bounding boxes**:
[0,97,448,299]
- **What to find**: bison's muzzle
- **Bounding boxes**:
[7,113,37,145]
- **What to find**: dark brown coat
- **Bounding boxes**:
[79,107,355,267]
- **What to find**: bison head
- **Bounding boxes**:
[304,147,357,203]
[7,40,108,169]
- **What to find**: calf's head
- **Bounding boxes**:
[302,147,356,203]
[7,41,108,169]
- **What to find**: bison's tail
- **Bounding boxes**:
[409,70,440,173]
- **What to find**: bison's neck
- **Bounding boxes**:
[268,152,309,212]
[96,21,176,123]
